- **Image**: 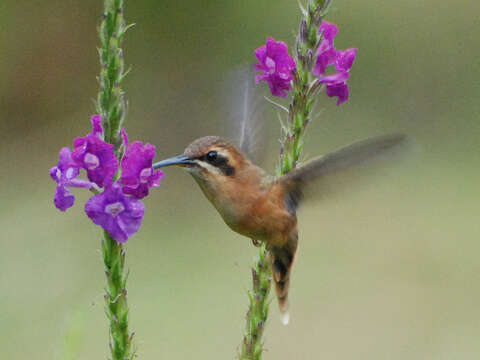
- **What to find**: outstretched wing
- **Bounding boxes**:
[279,133,407,214]
[220,65,267,166]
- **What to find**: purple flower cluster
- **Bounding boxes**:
[50,115,164,243]
[313,21,358,105]
[253,21,357,105]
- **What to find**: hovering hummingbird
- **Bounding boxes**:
[153,68,405,321]
[153,133,405,319]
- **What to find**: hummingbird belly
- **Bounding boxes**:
[192,166,296,246]
[214,188,297,247]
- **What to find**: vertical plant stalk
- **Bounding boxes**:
[98,0,128,150]
[279,0,331,175]
[240,243,271,360]
[97,0,134,359]
[102,231,134,359]
[240,1,332,359]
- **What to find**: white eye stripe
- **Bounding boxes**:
[212,149,229,158]
[212,149,230,159]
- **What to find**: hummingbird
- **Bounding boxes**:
[152,133,405,319]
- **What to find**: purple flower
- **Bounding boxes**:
[313,21,358,106]
[335,48,358,72]
[85,181,145,243]
[72,115,118,187]
[325,82,349,105]
[120,132,164,199]
[313,21,338,76]
[50,147,95,211]
[90,114,103,138]
[320,48,358,105]
[254,37,296,98]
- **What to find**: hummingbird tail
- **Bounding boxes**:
[270,230,298,325]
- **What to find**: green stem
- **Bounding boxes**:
[280,0,331,175]
[102,232,134,359]
[240,1,332,359]
[240,243,271,360]
[97,0,128,149]
[96,0,134,358]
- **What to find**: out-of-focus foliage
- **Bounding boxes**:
[0,0,479,359]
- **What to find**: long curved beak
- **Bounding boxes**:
[153,155,194,169]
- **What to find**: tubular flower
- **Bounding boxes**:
[319,48,358,105]
[51,114,164,243]
[85,181,145,243]
[313,21,338,76]
[72,115,118,187]
[50,147,95,211]
[254,37,296,98]
[314,21,358,105]
[121,130,164,199]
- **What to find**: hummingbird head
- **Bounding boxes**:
[153,136,250,185]
[153,136,268,225]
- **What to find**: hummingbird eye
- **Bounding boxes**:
[206,151,218,163]
[200,149,235,176]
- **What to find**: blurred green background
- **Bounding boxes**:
[1,0,479,359]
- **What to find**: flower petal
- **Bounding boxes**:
[326,82,349,106]
[54,185,75,211]
[90,114,103,138]
[335,48,358,72]
[50,166,60,182]
[121,128,129,147]
[117,199,145,242]
[121,141,162,199]
[319,21,338,42]
[85,182,145,243]
[72,135,118,188]
[50,147,83,211]
[320,71,350,84]
[313,47,337,76]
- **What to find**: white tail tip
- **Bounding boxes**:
[280,311,290,325]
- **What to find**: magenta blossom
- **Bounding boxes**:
[313,21,338,76]
[85,181,145,243]
[254,37,296,98]
[319,48,358,105]
[121,130,164,199]
[324,82,349,105]
[313,21,358,105]
[335,48,358,73]
[72,115,118,187]
[50,147,95,211]
[89,114,103,137]
[51,114,164,243]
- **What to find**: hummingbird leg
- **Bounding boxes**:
[251,238,262,247]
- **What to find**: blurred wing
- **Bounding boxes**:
[280,133,408,214]
[220,65,267,166]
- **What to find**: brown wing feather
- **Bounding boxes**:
[280,133,407,214]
